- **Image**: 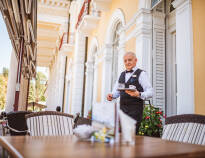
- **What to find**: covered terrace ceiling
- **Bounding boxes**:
[0,0,37,78]
[37,0,71,67]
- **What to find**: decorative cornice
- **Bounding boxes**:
[39,0,70,8]
[172,0,191,9]
[121,8,151,32]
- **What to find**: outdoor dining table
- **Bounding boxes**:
[0,135,205,158]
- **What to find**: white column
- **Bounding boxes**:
[92,58,98,104]
[135,9,152,78]
[46,60,57,110]
[45,67,52,108]
[56,54,66,109]
[45,54,66,111]
[84,60,94,117]
[5,50,18,112]
[101,44,113,101]
[117,32,126,76]
[71,31,86,115]
[172,0,194,114]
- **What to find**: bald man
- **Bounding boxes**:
[107,52,153,134]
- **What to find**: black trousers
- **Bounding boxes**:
[120,98,144,134]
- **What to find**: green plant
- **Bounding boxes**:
[138,104,163,137]
[87,108,92,119]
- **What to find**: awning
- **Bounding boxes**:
[0,0,37,78]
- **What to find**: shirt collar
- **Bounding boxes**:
[132,65,138,72]
[125,66,138,74]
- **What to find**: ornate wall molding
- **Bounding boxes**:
[172,0,192,15]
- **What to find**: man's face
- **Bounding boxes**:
[123,54,137,70]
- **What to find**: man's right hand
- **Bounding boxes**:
[107,94,113,101]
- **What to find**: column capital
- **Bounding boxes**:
[172,0,191,9]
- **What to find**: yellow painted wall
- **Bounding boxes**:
[92,0,138,51]
[192,0,205,114]
[88,0,139,102]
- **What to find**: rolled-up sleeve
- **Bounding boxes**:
[138,71,153,100]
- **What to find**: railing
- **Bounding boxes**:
[59,32,68,50]
[75,0,91,29]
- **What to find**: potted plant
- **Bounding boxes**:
[138,104,164,137]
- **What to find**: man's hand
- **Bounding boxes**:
[125,90,140,97]
[107,94,113,101]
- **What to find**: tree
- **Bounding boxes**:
[0,67,9,110]
[28,71,47,104]
[2,67,9,78]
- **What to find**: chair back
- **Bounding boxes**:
[25,111,74,136]
[162,114,205,145]
[74,113,91,128]
[7,111,32,136]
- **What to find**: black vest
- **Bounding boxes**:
[119,69,144,120]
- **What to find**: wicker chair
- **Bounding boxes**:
[25,111,74,136]
[162,114,205,145]
[73,113,92,128]
[6,111,32,136]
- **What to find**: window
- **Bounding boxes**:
[151,0,162,9]
[111,23,121,90]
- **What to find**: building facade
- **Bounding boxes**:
[5,0,205,117]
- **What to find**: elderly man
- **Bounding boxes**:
[107,52,153,134]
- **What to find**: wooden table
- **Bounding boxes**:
[0,135,205,158]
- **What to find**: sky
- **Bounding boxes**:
[0,13,12,73]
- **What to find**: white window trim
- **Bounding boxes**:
[172,0,194,114]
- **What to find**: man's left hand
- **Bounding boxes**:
[125,90,140,97]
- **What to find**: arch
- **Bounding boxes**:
[84,37,99,117]
[101,9,126,100]
[105,8,126,44]
[105,8,126,89]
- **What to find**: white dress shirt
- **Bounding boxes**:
[112,66,153,100]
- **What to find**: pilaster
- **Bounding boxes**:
[135,9,152,78]
[71,31,86,115]
[172,0,194,114]
[101,44,113,101]
[84,60,94,117]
